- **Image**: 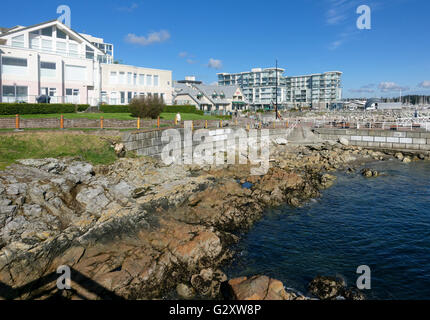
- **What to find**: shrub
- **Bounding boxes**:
[100,105,130,113]
[129,96,165,119]
[163,105,203,115]
[0,103,90,115]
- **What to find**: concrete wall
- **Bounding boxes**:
[315,128,430,152]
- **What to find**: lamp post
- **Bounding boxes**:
[275,59,279,120]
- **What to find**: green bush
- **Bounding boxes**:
[129,96,165,119]
[100,105,130,113]
[0,103,90,115]
[163,105,203,115]
[77,105,90,112]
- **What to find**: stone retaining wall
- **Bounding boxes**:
[122,127,290,158]
[315,128,430,152]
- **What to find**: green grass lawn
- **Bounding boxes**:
[0,132,118,170]
[0,113,228,121]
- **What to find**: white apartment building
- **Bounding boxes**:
[102,64,172,105]
[218,68,342,110]
[0,20,173,105]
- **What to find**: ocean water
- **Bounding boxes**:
[224,160,430,300]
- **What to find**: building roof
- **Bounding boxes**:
[0,20,104,55]
[174,81,246,105]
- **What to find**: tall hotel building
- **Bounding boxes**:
[217,68,342,110]
[0,20,173,105]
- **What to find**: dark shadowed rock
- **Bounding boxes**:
[308,276,366,300]
[308,276,346,300]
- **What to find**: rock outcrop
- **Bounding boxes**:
[225,276,307,300]
[0,141,403,300]
[308,276,366,300]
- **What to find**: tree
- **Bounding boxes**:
[129,95,165,119]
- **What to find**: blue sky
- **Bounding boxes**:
[1,0,430,98]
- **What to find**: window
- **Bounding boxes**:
[41,62,56,69]
[153,75,159,87]
[110,92,118,104]
[65,88,79,103]
[2,57,27,67]
[85,46,94,60]
[127,72,132,85]
[1,57,27,75]
[139,74,145,86]
[127,92,132,103]
[40,61,56,78]
[11,35,24,48]
[2,86,15,97]
[101,91,108,103]
[119,72,126,84]
[109,72,118,85]
[2,85,28,102]
[133,73,137,86]
[41,27,53,37]
[56,29,67,39]
[146,75,152,86]
[65,65,86,81]
[41,87,56,96]
[120,92,125,104]
[66,88,79,96]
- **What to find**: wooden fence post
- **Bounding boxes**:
[100,116,104,129]
[60,115,64,129]
[15,114,20,130]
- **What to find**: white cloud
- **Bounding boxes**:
[325,0,357,25]
[179,51,188,58]
[329,40,343,50]
[186,59,197,64]
[418,81,430,89]
[118,3,139,12]
[349,88,375,94]
[378,82,410,92]
[125,30,170,46]
[350,84,376,93]
[208,58,223,70]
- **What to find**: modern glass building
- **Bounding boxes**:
[218,68,342,110]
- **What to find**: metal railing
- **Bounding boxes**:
[1,95,80,104]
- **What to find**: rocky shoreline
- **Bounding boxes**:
[0,140,428,300]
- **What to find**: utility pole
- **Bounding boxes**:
[275,59,279,120]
